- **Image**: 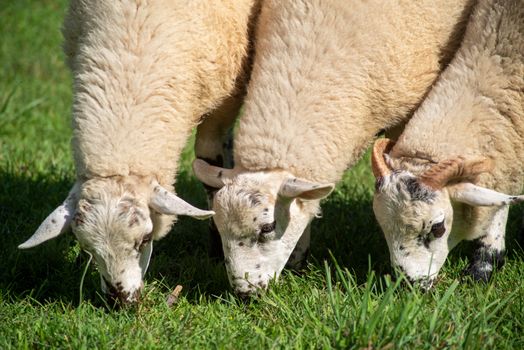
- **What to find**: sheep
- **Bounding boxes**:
[193,0,477,297]
[18,0,256,304]
[371,0,524,287]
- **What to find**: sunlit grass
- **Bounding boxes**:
[1,1,523,348]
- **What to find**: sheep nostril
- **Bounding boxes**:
[236,292,252,301]
[105,287,141,306]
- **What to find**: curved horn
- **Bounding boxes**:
[371,138,395,178]
[419,157,493,190]
[149,182,214,219]
[18,183,80,249]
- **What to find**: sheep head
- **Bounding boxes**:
[193,159,334,297]
[19,176,214,305]
[372,138,524,286]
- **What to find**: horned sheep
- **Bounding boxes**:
[372,0,524,286]
[194,0,476,296]
[18,0,256,304]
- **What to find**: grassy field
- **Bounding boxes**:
[1,1,523,348]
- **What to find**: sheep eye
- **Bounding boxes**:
[136,233,153,251]
[430,221,446,238]
[142,232,153,244]
[259,221,276,235]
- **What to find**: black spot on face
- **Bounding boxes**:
[249,194,261,206]
[235,189,263,206]
[51,219,56,224]
[238,241,244,247]
[259,221,276,235]
[416,234,430,249]
[399,245,405,251]
[255,264,261,269]
[375,177,384,191]
[402,177,436,202]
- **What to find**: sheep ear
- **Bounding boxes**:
[139,240,153,277]
[149,183,214,219]
[18,183,80,249]
[449,183,524,206]
[278,178,334,200]
[192,159,234,189]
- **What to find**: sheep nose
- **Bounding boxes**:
[236,290,253,300]
[104,278,143,306]
[107,288,142,306]
[234,284,260,299]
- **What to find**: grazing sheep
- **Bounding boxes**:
[372,0,524,287]
[194,0,476,296]
[18,0,256,304]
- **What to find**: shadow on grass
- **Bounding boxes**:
[0,169,85,304]
[2,166,523,306]
[0,168,232,306]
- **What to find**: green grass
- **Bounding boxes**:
[1,1,523,348]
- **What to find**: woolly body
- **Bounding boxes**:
[236,0,476,183]
[20,0,255,303]
[392,0,524,195]
[66,0,252,191]
[374,0,524,283]
[195,0,476,295]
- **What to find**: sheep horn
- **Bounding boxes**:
[371,138,395,178]
[419,157,493,190]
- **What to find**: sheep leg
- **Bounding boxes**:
[195,95,242,259]
[464,206,508,282]
[285,223,311,270]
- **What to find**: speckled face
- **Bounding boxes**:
[212,171,319,297]
[373,171,454,286]
[71,179,154,304]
